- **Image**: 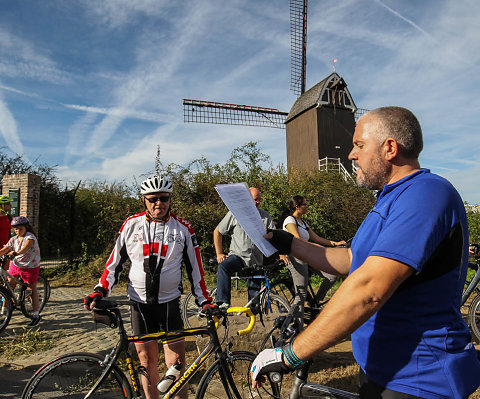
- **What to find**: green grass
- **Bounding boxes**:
[0,328,64,359]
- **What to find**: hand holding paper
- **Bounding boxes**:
[215,183,277,257]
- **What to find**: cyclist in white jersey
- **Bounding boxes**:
[85,176,211,399]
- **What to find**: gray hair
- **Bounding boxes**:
[367,106,423,159]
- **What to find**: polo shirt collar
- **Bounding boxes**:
[377,168,430,199]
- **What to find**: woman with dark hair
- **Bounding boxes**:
[283,195,345,326]
[0,216,42,327]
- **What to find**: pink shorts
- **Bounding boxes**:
[8,263,40,285]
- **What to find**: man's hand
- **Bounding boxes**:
[279,254,289,265]
[84,289,105,311]
[264,229,294,255]
[201,302,217,315]
[250,348,293,389]
[216,253,228,264]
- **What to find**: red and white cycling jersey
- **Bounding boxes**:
[95,211,211,305]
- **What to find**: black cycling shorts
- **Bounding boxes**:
[130,297,184,340]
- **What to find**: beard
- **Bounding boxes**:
[356,153,391,191]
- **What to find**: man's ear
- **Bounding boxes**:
[384,138,399,161]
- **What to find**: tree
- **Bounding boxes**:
[468,211,480,244]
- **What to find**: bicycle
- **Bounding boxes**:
[181,259,291,330]
[22,299,280,399]
[0,257,51,332]
[466,243,480,342]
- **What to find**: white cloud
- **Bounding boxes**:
[0,93,23,155]
[0,27,71,84]
[82,0,171,29]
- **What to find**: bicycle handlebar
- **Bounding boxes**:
[226,306,256,336]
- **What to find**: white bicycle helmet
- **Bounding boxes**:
[140,176,173,195]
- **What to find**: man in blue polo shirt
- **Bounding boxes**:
[251,106,480,398]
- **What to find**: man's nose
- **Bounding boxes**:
[348,148,356,160]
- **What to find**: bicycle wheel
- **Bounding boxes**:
[196,351,277,399]
[261,293,291,331]
[269,278,295,306]
[182,288,216,328]
[0,286,14,333]
[20,272,51,318]
[21,352,133,398]
[468,294,480,343]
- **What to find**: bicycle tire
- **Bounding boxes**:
[260,293,291,331]
[0,285,13,333]
[181,287,216,328]
[468,294,480,343]
[21,272,51,318]
[21,352,133,399]
[269,278,296,306]
[195,351,278,399]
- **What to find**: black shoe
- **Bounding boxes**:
[27,315,41,327]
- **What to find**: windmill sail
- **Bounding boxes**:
[183,99,288,129]
[290,0,308,97]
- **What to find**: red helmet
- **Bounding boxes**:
[11,216,29,226]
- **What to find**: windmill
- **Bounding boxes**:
[183,0,368,176]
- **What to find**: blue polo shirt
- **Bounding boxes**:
[350,169,480,398]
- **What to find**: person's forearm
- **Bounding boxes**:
[213,229,224,256]
[15,240,34,256]
[290,238,350,276]
[292,271,382,359]
[309,230,333,247]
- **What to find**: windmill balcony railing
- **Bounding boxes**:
[318,157,356,184]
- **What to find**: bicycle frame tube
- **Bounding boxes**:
[462,266,480,305]
[285,366,359,399]
[0,269,23,307]
[300,382,359,398]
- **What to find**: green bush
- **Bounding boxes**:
[468,212,480,244]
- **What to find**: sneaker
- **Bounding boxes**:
[27,315,42,327]
[217,303,230,310]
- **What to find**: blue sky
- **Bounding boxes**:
[1,0,479,204]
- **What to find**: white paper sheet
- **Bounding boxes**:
[215,183,276,258]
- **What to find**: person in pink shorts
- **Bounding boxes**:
[0,216,41,327]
